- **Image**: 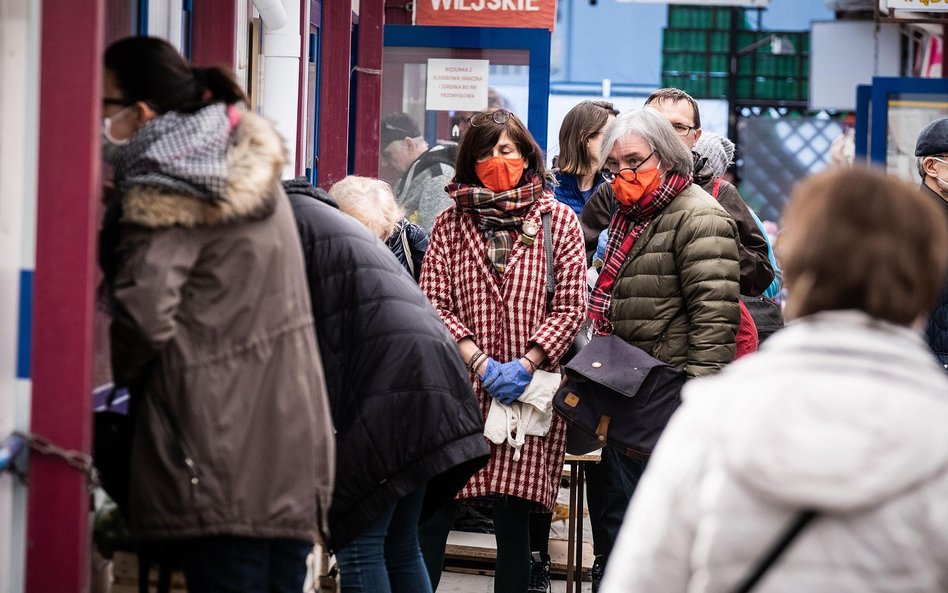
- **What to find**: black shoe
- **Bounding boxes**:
[591,555,604,593]
[527,551,551,593]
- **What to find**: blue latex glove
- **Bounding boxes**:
[480,357,501,384]
[483,359,532,405]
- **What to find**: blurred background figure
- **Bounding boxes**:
[380,112,456,231]
[694,131,784,342]
[553,100,619,217]
[99,37,334,592]
[602,166,948,593]
[330,175,428,282]
[282,176,489,593]
[418,107,587,593]
[914,116,948,371]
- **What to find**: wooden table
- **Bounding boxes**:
[564,450,602,593]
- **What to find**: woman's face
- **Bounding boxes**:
[477,130,524,164]
[102,70,154,142]
[587,114,616,168]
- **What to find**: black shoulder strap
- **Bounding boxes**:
[731,510,818,593]
[541,211,554,314]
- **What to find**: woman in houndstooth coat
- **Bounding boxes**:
[418,108,587,593]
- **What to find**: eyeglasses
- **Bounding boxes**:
[469,109,513,128]
[671,123,698,137]
[601,150,655,183]
[930,156,948,165]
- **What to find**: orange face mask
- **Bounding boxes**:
[475,156,525,193]
[611,167,662,206]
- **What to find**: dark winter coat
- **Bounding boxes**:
[283,179,490,550]
[581,161,774,296]
[385,218,429,282]
[608,183,741,378]
[108,113,335,543]
[921,183,948,371]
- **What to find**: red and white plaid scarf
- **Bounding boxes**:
[448,173,544,274]
[588,172,692,334]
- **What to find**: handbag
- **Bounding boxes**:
[740,295,784,343]
[93,383,134,517]
[553,334,686,457]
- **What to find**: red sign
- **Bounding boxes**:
[415,0,557,32]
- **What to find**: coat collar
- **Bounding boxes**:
[121,110,286,229]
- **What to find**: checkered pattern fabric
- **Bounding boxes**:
[449,174,544,275]
[113,103,232,201]
[589,173,692,334]
[420,194,587,511]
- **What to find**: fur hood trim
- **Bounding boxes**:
[122,110,287,228]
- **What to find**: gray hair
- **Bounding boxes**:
[598,107,694,177]
[329,176,405,240]
[917,156,928,180]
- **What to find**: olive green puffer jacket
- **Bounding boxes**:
[609,183,740,378]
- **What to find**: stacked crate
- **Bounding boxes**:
[661,6,809,105]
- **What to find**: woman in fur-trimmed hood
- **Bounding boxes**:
[99,37,335,592]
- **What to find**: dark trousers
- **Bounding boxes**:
[419,496,534,593]
[584,456,609,557]
[599,446,647,566]
[178,536,311,593]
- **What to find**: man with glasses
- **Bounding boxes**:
[380,112,457,231]
[915,116,948,371]
[581,88,774,298]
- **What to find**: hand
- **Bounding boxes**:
[480,357,500,382]
[483,359,532,405]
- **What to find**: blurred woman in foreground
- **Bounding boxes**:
[602,166,948,593]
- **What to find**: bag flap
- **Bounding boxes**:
[563,334,676,398]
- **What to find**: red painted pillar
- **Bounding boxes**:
[317,2,353,188]
[26,1,103,591]
[191,1,238,67]
[353,0,384,177]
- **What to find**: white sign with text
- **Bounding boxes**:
[426,59,490,112]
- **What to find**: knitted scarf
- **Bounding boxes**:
[112,103,234,202]
[448,173,544,274]
[588,172,692,334]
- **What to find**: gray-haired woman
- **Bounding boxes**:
[590,107,740,576]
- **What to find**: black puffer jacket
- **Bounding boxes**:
[283,178,489,549]
[921,184,948,371]
[385,218,429,282]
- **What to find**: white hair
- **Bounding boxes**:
[329,176,405,240]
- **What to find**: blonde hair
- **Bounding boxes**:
[329,176,404,240]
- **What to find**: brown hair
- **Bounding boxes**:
[780,166,948,325]
[557,100,619,176]
[454,108,548,189]
[645,88,701,130]
[105,37,247,114]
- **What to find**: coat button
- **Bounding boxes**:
[592,362,602,368]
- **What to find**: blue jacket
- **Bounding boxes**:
[553,170,606,217]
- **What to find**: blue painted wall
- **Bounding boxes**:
[552,0,835,87]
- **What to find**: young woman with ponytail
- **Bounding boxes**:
[99,37,335,592]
